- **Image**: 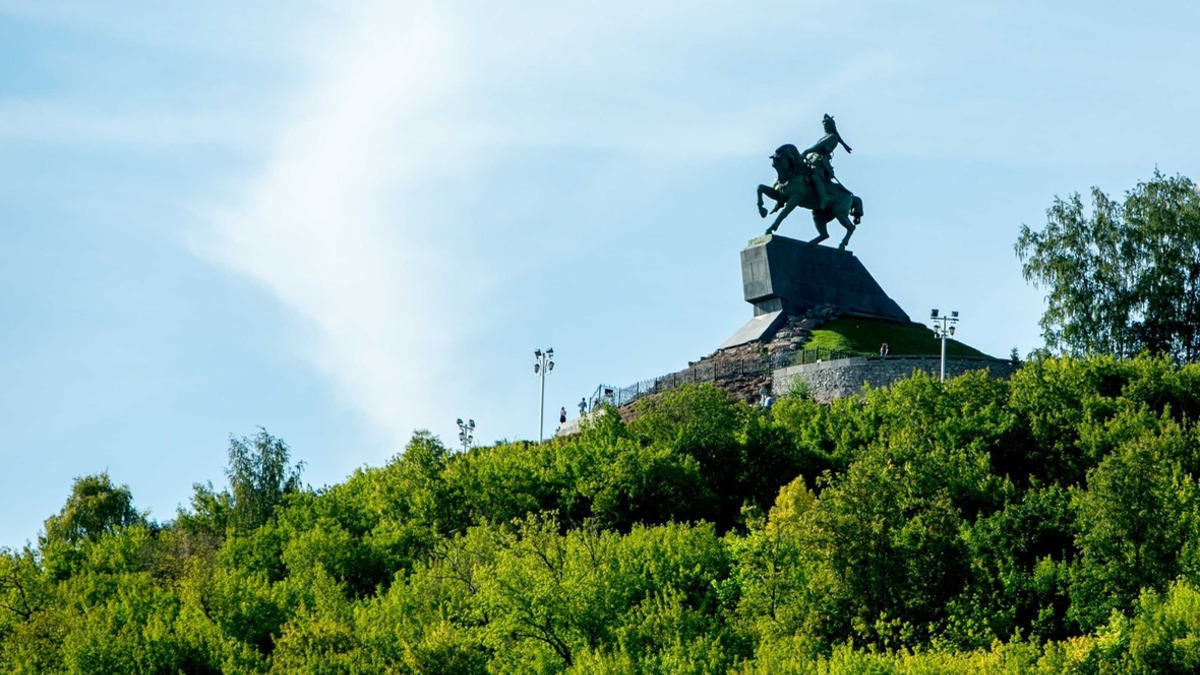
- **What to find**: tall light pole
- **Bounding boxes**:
[533,348,555,443]
[456,418,475,453]
[930,309,959,382]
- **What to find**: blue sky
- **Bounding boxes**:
[2,0,1198,547]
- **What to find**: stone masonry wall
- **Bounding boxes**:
[774,356,1018,403]
[557,355,1018,438]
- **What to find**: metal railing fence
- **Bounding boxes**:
[590,346,865,410]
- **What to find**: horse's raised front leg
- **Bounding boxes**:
[757,185,782,219]
[766,199,798,234]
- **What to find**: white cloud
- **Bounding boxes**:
[195,0,468,449]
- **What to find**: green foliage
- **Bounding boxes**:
[467,516,742,672]
[629,384,743,466]
[175,481,234,537]
[1016,171,1200,361]
[735,477,821,642]
[7,357,1200,671]
[1125,581,1200,673]
[803,439,972,649]
[226,428,306,532]
[42,472,144,547]
[1003,354,1200,486]
[768,394,864,471]
[737,410,831,514]
[440,437,570,530]
[0,547,49,625]
[1069,419,1200,631]
[573,436,712,529]
[628,384,749,528]
[951,483,1074,646]
[57,572,186,675]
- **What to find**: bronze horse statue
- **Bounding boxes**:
[756,143,863,249]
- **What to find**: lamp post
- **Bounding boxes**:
[456,418,475,453]
[930,309,959,383]
[533,348,555,443]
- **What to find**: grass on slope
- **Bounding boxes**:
[804,317,997,359]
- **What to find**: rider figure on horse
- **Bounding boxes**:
[800,114,853,210]
[755,114,863,249]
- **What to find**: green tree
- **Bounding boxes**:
[464,516,741,672]
[57,571,189,675]
[574,437,711,530]
[1069,420,1200,631]
[1015,171,1200,361]
[0,546,49,624]
[950,483,1074,646]
[175,481,235,537]
[735,476,821,642]
[627,384,747,528]
[226,428,305,532]
[440,437,570,530]
[42,472,144,546]
[1124,580,1200,673]
[789,426,983,650]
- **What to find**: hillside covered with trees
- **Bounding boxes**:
[4,356,1200,673]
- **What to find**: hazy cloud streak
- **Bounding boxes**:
[196,1,465,449]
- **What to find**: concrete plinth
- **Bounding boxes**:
[719,310,785,350]
[740,235,910,323]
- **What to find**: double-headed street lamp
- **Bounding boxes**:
[930,309,959,383]
[456,418,475,453]
[534,348,555,443]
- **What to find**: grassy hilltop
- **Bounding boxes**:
[4,356,1200,672]
[804,316,997,359]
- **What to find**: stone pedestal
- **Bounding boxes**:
[740,235,910,322]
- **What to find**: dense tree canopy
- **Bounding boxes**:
[1016,171,1200,361]
[4,359,1200,672]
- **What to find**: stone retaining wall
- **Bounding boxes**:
[773,356,1018,403]
[556,356,1019,439]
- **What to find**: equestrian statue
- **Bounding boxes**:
[756,114,864,250]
